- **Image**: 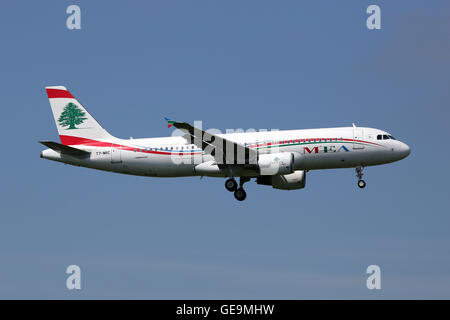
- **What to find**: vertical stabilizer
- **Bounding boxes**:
[45,86,114,145]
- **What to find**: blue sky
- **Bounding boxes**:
[0,0,449,298]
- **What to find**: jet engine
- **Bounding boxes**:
[256,170,306,190]
[257,152,294,175]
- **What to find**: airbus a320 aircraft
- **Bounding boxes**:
[40,86,410,201]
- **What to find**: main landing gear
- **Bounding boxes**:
[225,178,238,192]
[225,177,250,201]
[356,166,366,189]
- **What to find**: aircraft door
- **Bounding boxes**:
[352,126,364,149]
[111,144,122,163]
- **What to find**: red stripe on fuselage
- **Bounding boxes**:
[46,89,75,99]
[58,135,381,157]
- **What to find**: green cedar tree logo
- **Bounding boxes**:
[58,103,87,129]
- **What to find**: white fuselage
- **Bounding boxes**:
[41,126,410,178]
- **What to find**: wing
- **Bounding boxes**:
[167,119,258,165]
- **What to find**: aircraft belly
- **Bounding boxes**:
[122,154,195,177]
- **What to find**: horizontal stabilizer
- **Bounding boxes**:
[39,141,90,156]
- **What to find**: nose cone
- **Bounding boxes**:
[397,142,411,159]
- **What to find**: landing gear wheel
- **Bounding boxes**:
[355,166,366,189]
[234,188,247,201]
[225,178,238,192]
[358,180,366,189]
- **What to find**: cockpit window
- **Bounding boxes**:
[377,134,397,140]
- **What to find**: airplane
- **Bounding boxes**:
[40,86,411,201]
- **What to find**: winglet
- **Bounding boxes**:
[164,117,175,128]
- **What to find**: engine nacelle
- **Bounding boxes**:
[257,152,294,175]
[256,170,306,190]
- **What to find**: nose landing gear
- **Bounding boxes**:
[356,166,366,189]
[225,177,249,201]
[357,179,366,188]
